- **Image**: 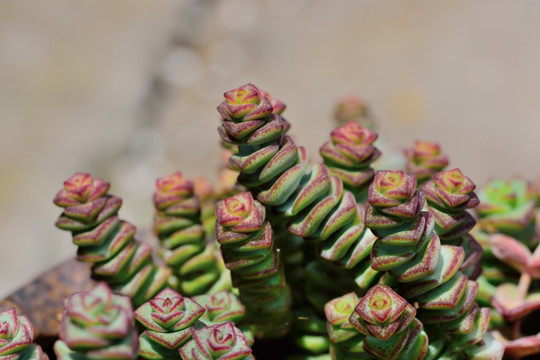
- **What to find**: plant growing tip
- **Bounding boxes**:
[54,282,138,359]
[134,287,204,359]
[404,140,449,184]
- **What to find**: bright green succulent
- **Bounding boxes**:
[53,173,170,306]
[54,283,138,359]
[214,191,291,338]
[422,168,483,279]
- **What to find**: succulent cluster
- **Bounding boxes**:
[43,82,539,359]
[53,173,170,306]
[364,170,502,358]
[404,140,449,184]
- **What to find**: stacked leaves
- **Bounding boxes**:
[54,283,138,359]
[215,191,291,337]
[422,169,483,279]
[404,141,449,184]
[134,287,204,359]
[217,83,377,274]
[179,321,254,360]
[153,172,230,296]
[0,308,48,360]
[319,120,381,201]
[54,173,170,306]
[364,170,503,359]
[349,285,428,360]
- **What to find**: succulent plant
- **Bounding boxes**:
[54,282,138,359]
[333,95,374,130]
[320,121,381,201]
[134,287,205,359]
[364,170,503,359]
[179,321,254,360]
[153,172,230,296]
[404,140,449,184]
[193,290,245,326]
[350,285,428,360]
[214,191,291,338]
[0,308,48,360]
[53,173,170,306]
[476,178,537,245]
[422,168,483,279]
[40,82,524,359]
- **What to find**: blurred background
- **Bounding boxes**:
[1,0,539,299]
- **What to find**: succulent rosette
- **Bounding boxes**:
[348,285,428,360]
[54,173,170,306]
[153,172,230,296]
[320,121,381,199]
[404,140,449,183]
[215,192,291,338]
[333,95,373,129]
[364,170,503,359]
[423,169,482,278]
[476,178,537,244]
[179,321,254,360]
[0,308,48,360]
[134,287,204,359]
[54,283,138,359]
[193,291,245,325]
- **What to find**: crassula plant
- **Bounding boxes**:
[9,80,539,359]
[0,308,48,359]
[134,287,204,359]
[54,282,138,359]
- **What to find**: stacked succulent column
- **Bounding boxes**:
[54,173,170,306]
[217,83,377,276]
[214,191,291,338]
[319,120,380,201]
[134,287,205,359]
[363,170,503,359]
[153,172,230,296]
[422,169,483,279]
